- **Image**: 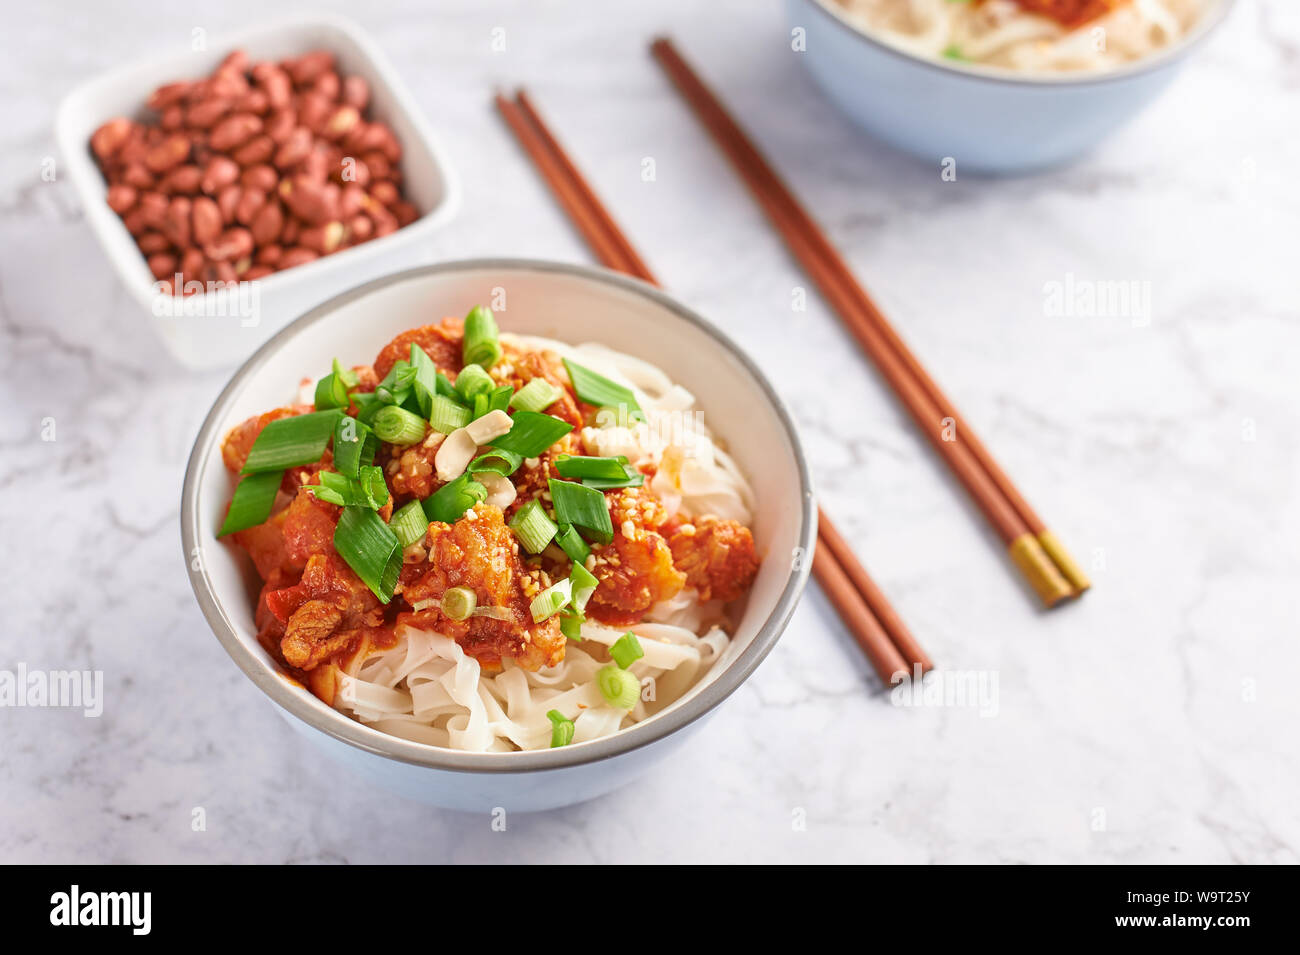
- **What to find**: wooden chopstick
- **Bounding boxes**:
[649,37,1088,608]
[494,88,929,684]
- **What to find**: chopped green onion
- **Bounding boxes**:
[569,561,598,611]
[529,577,572,623]
[353,391,384,426]
[491,411,573,458]
[487,384,514,414]
[471,392,489,421]
[334,505,402,603]
[455,364,494,402]
[942,44,968,61]
[462,305,501,369]
[549,479,613,543]
[547,709,575,747]
[441,586,477,621]
[307,466,389,510]
[423,473,487,524]
[314,358,352,411]
[510,378,561,413]
[555,454,630,481]
[597,664,640,709]
[428,394,471,434]
[372,405,427,446]
[555,523,590,565]
[389,499,429,548]
[563,358,642,418]
[468,448,524,477]
[609,632,644,669]
[559,608,584,641]
[218,470,283,536]
[332,415,376,481]
[240,410,342,474]
[375,359,416,408]
[409,344,441,419]
[509,499,558,553]
[580,465,644,490]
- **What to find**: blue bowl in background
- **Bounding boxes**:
[785,0,1236,174]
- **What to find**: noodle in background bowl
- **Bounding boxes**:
[181,259,815,812]
[787,0,1236,173]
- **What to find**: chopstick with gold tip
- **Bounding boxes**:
[494,89,931,684]
[648,37,1089,608]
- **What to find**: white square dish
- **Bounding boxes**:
[55,15,460,369]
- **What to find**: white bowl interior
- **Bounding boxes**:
[55,15,456,314]
[191,262,810,761]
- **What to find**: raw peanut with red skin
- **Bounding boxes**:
[300,148,329,184]
[393,201,418,227]
[106,184,138,214]
[122,209,148,235]
[278,247,320,269]
[219,50,249,75]
[232,135,274,166]
[243,265,274,280]
[265,108,296,145]
[313,71,340,101]
[368,180,399,208]
[360,151,390,181]
[181,247,206,280]
[323,105,360,141]
[367,201,398,237]
[185,97,232,129]
[217,183,241,224]
[121,162,155,189]
[160,106,184,131]
[208,69,250,99]
[281,178,335,225]
[234,256,252,276]
[342,75,369,111]
[290,51,334,86]
[209,113,262,152]
[144,134,191,173]
[191,197,223,245]
[137,231,171,254]
[296,92,332,134]
[91,118,135,161]
[235,89,270,115]
[200,155,240,194]
[280,217,300,244]
[161,164,202,195]
[299,221,346,255]
[209,260,238,283]
[148,253,178,279]
[147,82,190,111]
[235,187,266,226]
[240,164,277,192]
[339,183,365,218]
[138,192,170,230]
[204,227,254,263]
[336,155,370,188]
[164,196,193,248]
[255,243,283,266]
[250,199,284,245]
[273,127,312,170]
[347,214,373,242]
[255,66,293,111]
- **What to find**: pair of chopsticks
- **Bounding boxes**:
[496,89,930,685]
[648,38,1090,609]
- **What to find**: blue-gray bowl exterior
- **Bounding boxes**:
[788,0,1225,173]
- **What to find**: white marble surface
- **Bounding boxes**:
[2,0,1297,863]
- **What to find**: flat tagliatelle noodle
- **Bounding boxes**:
[332,333,754,752]
[832,0,1209,73]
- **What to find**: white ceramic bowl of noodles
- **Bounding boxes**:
[181,259,816,812]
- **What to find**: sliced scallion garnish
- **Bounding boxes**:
[547,709,575,747]
[240,410,343,474]
[529,577,572,623]
[333,505,402,603]
[555,523,591,565]
[549,479,613,543]
[455,364,494,402]
[490,411,573,458]
[609,632,644,669]
[580,465,644,490]
[596,664,640,709]
[441,586,477,621]
[389,499,429,548]
[217,470,283,536]
[487,384,514,414]
[409,344,441,419]
[559,608,584,642]
[428,394,471,435]
[509,499,558,554]
[462,305,501,369]
[554,454,630,481]
[423,473,487,524]
[372,405,427,446]
[509,378,561,413]
[314,358,353,411]
[563,358,642,418]
[467,448,524,477]
[332,415,376,481]
[569,561,599,612]
[306,466,389,510]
